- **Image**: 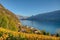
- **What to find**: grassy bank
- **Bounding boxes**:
[0,27,60,40]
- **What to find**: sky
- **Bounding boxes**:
[0,0,60,16]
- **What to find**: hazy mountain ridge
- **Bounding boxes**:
[17,15,29,20]
[27,10,60,22]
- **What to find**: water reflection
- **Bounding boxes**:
[20,20,60,34]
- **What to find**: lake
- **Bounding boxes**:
[20,20,60,34]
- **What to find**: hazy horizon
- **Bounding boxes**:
[0,0,60,16]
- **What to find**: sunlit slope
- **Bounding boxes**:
[0,28,60,40]
[0,4,21,31]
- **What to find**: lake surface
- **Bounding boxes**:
[20,20,60,34]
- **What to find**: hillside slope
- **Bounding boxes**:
[0,4,21,31]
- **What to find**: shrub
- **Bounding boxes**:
[46,32,50,36]
[0,32,3,37]
[56,33,60,37]
[41,30,47,35]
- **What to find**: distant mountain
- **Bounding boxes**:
[0,4,21,31]
[17,15,29,20]
[27,10,60,22]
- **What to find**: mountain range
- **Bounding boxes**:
[17,15,29,20]
[27,10,60,22]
